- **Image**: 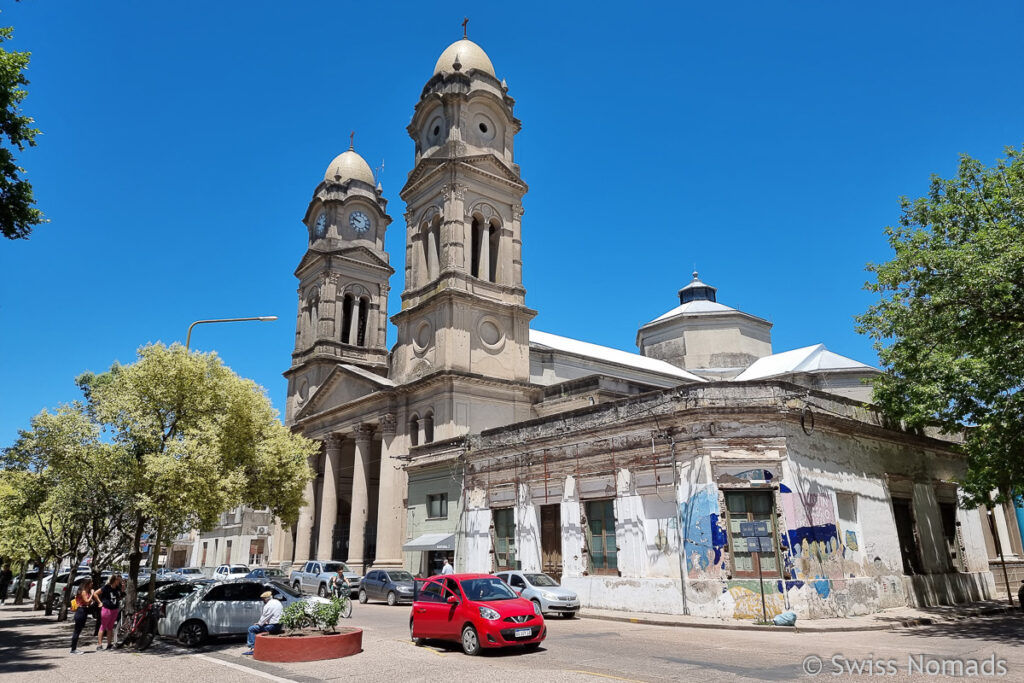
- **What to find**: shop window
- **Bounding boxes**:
[427,493,448,519]
[492,508,516,571]
[585,499,617,575]
[724,490,781,579]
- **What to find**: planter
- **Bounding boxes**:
[254,628,363,662]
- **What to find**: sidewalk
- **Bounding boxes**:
[579,599,1018,632]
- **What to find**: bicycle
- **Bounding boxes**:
[331,582,353,619]
[116,601,162,651]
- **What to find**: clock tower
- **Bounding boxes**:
[284,143,393,425]
[390,36,536,438]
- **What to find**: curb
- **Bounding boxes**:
[578,606,1014,633]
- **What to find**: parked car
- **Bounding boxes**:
[212,564,251,582]
[152,579,215,604]
[244,567,288,581]
[172,567,206,581]
[495,570,580,618]
[409,573,545,656]
[158,579,328,646]
[289,560,361,597]
[359,569,416,606]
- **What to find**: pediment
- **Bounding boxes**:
[402,154,527,195]
[296,364,395,420]
[294,245,394,277]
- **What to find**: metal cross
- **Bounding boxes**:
[349,131,355,150]
[462,17,469,38]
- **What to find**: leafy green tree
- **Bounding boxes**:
[857,145,1024,506]
[0,12,43,239]
[81,343,317,606]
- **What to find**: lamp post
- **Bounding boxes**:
[186,316,278,350]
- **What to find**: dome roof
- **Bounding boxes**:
[324,149,375,185]
[433,39,495,77]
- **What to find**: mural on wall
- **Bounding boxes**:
[680,484,728,577]
[727,580,787,620]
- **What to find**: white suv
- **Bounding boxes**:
[212,564,250,582]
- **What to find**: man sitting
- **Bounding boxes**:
[243,590,283,655]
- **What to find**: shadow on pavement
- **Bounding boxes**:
[894,614,1024,642]
[0,608,61,675]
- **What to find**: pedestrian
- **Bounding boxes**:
[441,557,454,575]
[242,590,283,655]
[0,563,12,605]
[70,579,96,654]
[96,574,124,651]
[1018,580,1024,611]
[329,569,350,599]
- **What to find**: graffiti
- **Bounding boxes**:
[680,485,728,575]
[727,582,786,620]
[845,530,859,552]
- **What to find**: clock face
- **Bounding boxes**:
[313,212,327,238]
[349,210,371,234]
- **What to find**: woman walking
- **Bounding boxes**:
[96,574,124,651]
[69,579,96,655]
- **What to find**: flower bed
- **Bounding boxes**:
[254,627,362,662]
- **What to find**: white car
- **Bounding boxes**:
[212,564,251,582]
[496,570,581,618]
[159,579,326,646]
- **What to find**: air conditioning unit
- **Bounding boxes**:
[256,526,268,535]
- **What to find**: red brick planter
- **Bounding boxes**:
[254,628,363,662]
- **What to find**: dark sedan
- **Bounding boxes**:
[244,567,288,580]
[358,569,416,605]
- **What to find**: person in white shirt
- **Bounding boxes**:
[441,558,454,575]
[243,590,283,655]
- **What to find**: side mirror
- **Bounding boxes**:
[446,595,460,605]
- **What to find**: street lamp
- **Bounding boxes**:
[186,316,278,350]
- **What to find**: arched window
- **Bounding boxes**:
[423,411,434,443]
[488,223,499,283]
[470,217,499,282]
[341,294,354,344]
[357,296,369,347]
[409,416,420,447]
[471,218,481,279]
[421,218,440,284]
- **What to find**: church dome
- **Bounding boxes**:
[324,149,375,185]
[433,39,496,77]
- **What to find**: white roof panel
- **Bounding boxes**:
[650,299,737,322]
[530,329,705,383]
[733,344,878,381]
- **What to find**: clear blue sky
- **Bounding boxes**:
[2,1,1022,447]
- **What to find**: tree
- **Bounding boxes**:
[0,12,43,239]
[81,343,317,606]
[856,145,1024,506]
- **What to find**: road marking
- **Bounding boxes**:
[192,654,299,682]
[570,671,647,683]
[404,639,447,656]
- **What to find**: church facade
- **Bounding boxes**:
[270,35,995,620]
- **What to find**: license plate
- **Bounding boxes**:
[514,628,532,638]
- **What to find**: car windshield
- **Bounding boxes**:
[268,581,300,598]
[460,578,518,601]
[389,571,414,582]
[229,567,249,574]
[323,562,350,573]
[264,568,285,576]
[524,573,559,587]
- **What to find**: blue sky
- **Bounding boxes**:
[2,1,1022,446]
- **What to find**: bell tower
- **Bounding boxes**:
[391,35,535,391]
[284,141,393,424]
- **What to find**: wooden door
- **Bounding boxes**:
[540,504,562,581]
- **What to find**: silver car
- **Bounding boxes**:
[158,579,327,646]
[496,570,580,618]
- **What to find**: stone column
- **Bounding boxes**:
[347,424,374,570]
[373,415,406,568]
[348,302,361,348]
[316,434,343,560]
[293,450,319,561]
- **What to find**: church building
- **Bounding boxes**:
[270,34,996,620]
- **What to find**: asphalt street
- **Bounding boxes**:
[1,601,1022,682]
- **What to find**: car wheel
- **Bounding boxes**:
[410,620,424,646]
[387,591,398,606]
[461,625,481,656]
[562,612,576,619]
[293,582,302,594]
[358,589,368,604]
[531,599,543,616]
[177,620,207,647]
[318,584,328,598]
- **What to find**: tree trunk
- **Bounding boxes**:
[13,565,27,604]
[125,515,145,615]
[42,557,60,614]
[146,522,164,604]
[58,550,88,622]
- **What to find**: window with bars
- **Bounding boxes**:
[493,508,516,571]
[724,490,780,579]
[585,499,617,575]
[427,493,448,519]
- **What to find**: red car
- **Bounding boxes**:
[409,573,546,655]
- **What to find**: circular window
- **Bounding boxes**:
[433,125,440,136]
[478,122,488,134]
[472,112,496,142]
[477,316,505,352]
[427,115,444,145]
[413,320,432,356]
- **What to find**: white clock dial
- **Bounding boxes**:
[350,210,371,234]
[314,212,327,238]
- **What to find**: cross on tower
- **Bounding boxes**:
[349,131,355,150]
[462,17,469,38]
